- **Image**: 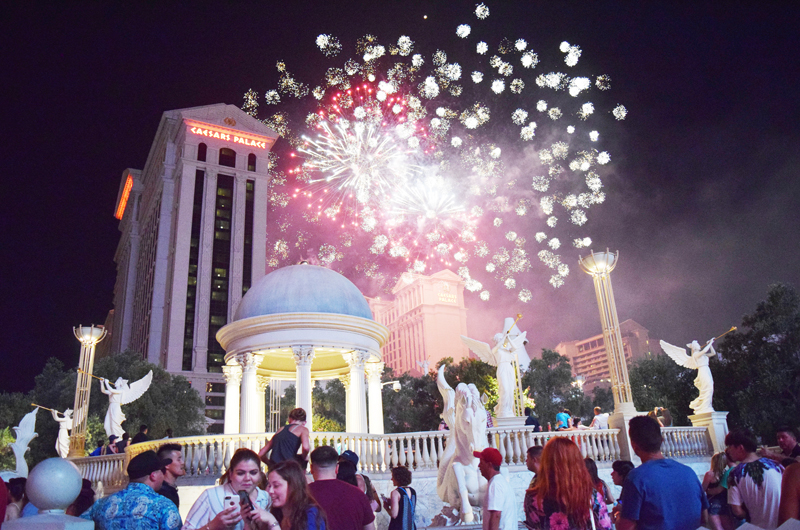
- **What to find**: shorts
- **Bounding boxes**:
[708,493,729,516]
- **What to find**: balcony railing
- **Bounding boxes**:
[69,424,711,491]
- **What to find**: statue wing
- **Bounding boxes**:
[659,340,698,369]
[460,335,497,366]
[436,365,456,428]
[121,370,153,405]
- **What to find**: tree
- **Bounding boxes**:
[521,349,574,426]
[713,283,800,442]
[592,386,615,414]
[382,368,441,433]
[312,379,346,427]
[628,355,695,425]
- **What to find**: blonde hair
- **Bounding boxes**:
[710,452,727,481]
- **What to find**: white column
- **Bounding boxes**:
[238,352,263,433]
[293,346,315,431]
[193,171,218,372]
[222,365,242,434]
[344,350,370,433]
[340,373,351,429]
[366,362,385,434]
[256,376,268,433]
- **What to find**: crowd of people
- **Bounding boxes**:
[4,408,800,530]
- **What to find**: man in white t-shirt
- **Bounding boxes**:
[725,428,784,529]
[589,407,609,429]
[474,447,518,530]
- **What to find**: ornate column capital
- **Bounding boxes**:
[222,364,243,385]
[292,345,316,366]
[364,361,385,381]
[339,373,351,390]
[256,375,269,392]
[236,352,263,372]
[343,349,370,370]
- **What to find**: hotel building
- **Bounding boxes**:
[108,103,278,432]
[554,319,658,394]
[368,270,470,376]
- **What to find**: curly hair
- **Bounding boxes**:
[391,465,412,487]
[270,460,326,530]
[530,437,594,526]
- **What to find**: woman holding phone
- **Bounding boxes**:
[183,448,272,530]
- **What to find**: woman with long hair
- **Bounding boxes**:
[702,452,735,530]
[584,458,615,506]
[183,448,272,530]
[524,437,612,530]
[264,460,326,530]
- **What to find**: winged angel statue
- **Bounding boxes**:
[461,318,528,419]
[435,365,488,524]
[101,371,153,438]
[659,338,716,414]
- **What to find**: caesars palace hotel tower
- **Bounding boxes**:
[109,104,278,431]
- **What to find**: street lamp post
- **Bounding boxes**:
[69,325,107,457]
[578,250,636,415]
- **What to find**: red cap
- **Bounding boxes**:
[473,447,503,467]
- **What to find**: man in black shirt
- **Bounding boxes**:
[156,443,185,508]
[132,424,150,445]
[760,425,800,467]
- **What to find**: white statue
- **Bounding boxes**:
[7,407,39,478]
[51,409,73,458]
[660,338,716,414]
[435,365,488,524]
[100,371,153,438]
[461,319,528,419]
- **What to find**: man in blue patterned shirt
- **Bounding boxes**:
[82,450,182,530]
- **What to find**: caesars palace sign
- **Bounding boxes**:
[188,124,270,150]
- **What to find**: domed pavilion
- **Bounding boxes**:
[216,264,389,434]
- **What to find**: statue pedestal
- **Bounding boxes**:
[689,411,729,453]
[608,406,642,464]
[4,513,94,530]
[494,416,526,428]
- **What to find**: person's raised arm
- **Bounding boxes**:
[299,427,311,459]
[257,436,274,462]
[779,462,800,525]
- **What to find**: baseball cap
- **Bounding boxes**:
[473,447,503,467]
[127,450,172,480]
[339,450,359,466]
[108,435,118,442]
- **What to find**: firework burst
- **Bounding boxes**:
[250,10,626,301]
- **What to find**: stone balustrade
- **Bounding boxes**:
[69,424,711,491]
[661,426,714,458]
[70,453,129,491]
[488,427,623,465]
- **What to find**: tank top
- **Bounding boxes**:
[270,423,302,464]
[388,487,416,530]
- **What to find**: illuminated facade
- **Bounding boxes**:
[367,270,469,376]
[554,319,658,394]
[109,104,278,431]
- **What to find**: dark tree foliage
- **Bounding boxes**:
[382,368,442,433]
[628,354,695,425]
[713,283,800,442]
[521,349,575,427]
[312,379,346,427]
[592,387,615,415]
[0,351,205,467]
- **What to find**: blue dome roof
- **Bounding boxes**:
[234,265,373,321]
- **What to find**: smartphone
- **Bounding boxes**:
[238,490,255,511]
[224,496,241,516]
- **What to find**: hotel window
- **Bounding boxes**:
[247,153,256,172]
[198,143,207,162]
[182,170,205,371]
[219,148,236,168]
[207,174,234,372]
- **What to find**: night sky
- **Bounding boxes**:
[2,2,799,393]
